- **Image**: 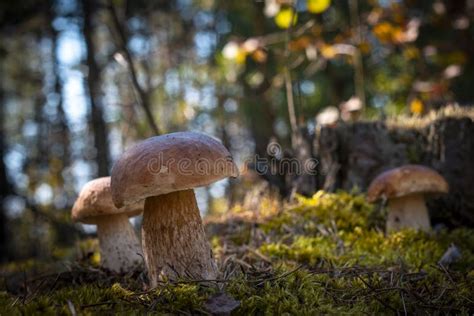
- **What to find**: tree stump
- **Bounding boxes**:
[315,108,474,227]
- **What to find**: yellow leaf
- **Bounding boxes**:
[235,49,247,64]
[373,22,394,43]
[307,0,331,14]
[275,7,298,29]
[392,27,405,43]
[321,44,336,59]
[410,98,424,115]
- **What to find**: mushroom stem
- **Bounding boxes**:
[142,189,217,286]
[386,194,431,232]
[95,214,143,272]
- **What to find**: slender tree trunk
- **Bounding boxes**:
[349,0,366,110]
[107,1,160,136]
[49,4,71,170]
[0,62,11,262]
[216,94,237,204]
[33,87,48,170]
[82,0,110,177]
[244,2,276,159]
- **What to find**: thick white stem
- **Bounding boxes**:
[142,189,217,286]
[386,194,431,232]
[96,214,143,272]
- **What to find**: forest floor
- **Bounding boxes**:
[1,191,473,314]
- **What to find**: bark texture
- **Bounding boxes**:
[96,214,143,272]
[386,195,430,232]
[142,190,217,286]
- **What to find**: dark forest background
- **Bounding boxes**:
[1,0,474,263]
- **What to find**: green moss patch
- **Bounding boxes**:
[1,191,473,314]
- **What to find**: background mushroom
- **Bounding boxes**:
[340,96,362,122]
[367,165,449,232]
[316,106,339,127]
[110,132,238,285]
[72,177,144,272]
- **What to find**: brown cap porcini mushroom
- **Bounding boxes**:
[110,132,239,285]
[367,165,449,232]
[72,177,143,272]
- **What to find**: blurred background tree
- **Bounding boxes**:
[0,0,473,261]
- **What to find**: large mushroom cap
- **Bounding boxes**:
[111,132,239,208]
[367,165,449,203]
[72,177,143,224]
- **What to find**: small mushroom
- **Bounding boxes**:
[72,177,143,272]
[110,132,238,285]
[367,165,449,232]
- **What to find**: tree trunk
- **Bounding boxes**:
[49,3,71,173]
[107,1,160,136]
[82,0,110,177]
[0,63,11,262]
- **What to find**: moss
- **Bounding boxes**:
[260,191,474,271]
[261,191,381,235]
[2,285,120,315]
[2,190,474,314]
[385,105,474,130]
[157,284,211,313]
[261,228,474,269]
[0,283,212,315]
[226,265,474,314]
[226,269,351,315]
[0,292,19,316]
